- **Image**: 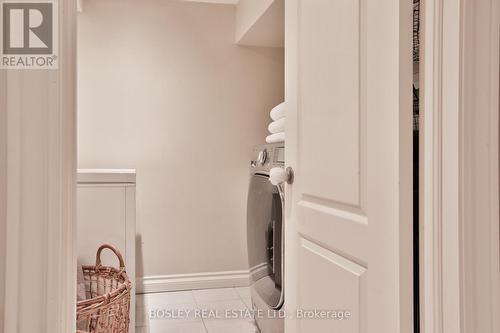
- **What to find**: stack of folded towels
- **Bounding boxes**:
[266,102,286,144]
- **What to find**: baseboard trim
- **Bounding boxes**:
[136,270,250,294]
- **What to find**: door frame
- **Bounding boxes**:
[0,1,77,333]
[420,0,500,332]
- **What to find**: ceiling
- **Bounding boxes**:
[183,0,240,4]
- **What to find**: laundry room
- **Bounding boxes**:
[76,0,284,332]
[3,0,499,333]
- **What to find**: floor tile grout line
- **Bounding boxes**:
[195,293,213,333]
[235,287,253,311]
[200,313,209,333]
[136,290,200,329]
[192,291,210,332]
[235,287,249,310]
[136,288,257,333]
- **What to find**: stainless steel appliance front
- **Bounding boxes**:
[247,143,285,333]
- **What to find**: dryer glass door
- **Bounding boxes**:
[247,174,283,309]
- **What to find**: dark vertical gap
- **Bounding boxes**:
[412,0,421,332]
[413,105,420,333]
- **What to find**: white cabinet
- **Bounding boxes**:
[77,169,136,332]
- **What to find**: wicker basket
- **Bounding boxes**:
[76,244,132,333]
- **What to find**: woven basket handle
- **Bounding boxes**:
[95,244,126,269]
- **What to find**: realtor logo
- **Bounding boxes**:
[1,0,58,69]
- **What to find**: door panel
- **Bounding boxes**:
[299,0,363,206]
[285,0,412,331]
[298,199,369,262]
[298,238,366,333]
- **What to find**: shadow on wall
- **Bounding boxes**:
[136,234,144,279]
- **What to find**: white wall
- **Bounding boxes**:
[77,0,284,278]
[235,0,274,42]
[235,0,284,47]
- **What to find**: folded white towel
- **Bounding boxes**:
[268,118,285,134]
[266,132,285,144]
[270,102,286,121]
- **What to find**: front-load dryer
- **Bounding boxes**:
[247,143,285,333]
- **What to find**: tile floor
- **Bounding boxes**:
[136,287,258,333]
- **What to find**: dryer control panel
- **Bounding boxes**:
[250,143,285,173]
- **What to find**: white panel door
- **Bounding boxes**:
[285,0,413,332]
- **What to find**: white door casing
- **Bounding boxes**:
[285,0,413,332]
[420,1,500,333]
[459,1,500,332]
[0,35,6,333]
[0,1,77,333]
